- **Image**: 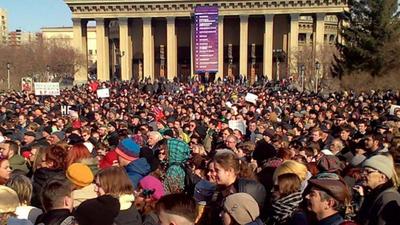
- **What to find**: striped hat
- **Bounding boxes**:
[115,138,140,162]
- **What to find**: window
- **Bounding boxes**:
[89,50,93,55]
[329,35,336,45]
[298,33,306,44]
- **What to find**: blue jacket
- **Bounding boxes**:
[246,218,265,225]
[125,158,151,189]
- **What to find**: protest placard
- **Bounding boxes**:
[34,82,60,96]
[389,105,400,115]
[21,77,33,92]
[97,88,110,98]
[245,93,258,104]
[228,120,246,134]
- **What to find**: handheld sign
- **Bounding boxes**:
[34,82,60,96]
[228,120,246,135]
[245,93,258,104]
[97,88,110,98]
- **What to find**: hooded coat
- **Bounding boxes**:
[124,158,151,189]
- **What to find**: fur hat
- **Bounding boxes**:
[224,193,260,225]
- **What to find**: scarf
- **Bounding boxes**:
[271,191,303,223]
[164,138,190,193]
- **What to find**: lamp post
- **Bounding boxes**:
[315,61,320,93]
[300,64,305,92]
[6,62,10,90]
[46,65,50,82]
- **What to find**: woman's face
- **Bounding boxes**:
[0,160,11,184]
[207,162,217,183]
[214,162,234,186]
[94,177,106,196]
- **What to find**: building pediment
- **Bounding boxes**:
[65,0,348,18]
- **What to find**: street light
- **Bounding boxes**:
[46,65,50,82]
[6,62,10,90]
[300,64,305,92]
[315,61,321,93]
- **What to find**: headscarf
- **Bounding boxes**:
[164,138,190,193]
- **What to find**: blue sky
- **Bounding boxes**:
[0,0,72,32]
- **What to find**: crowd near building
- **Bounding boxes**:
[1,1,400,225]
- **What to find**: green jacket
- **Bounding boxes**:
[9,154,29,175]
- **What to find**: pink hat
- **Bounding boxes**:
[139,175,165,200]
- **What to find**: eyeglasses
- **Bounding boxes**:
[362,168,379,175]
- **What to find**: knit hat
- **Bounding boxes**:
[139,175,165,200]
[66,163,94,187]
[223,193,260,225]
[0,186,19,213]
[74,195,120,225]
[115,138,140,162]
[362,155,394,179]
[99,150,118,169]
[308,173,351,204]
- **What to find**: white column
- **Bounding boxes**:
[239,15,249,79]
[119,18,133,81]
[216,16,224,80]
[143,17,154,80]
[289,14,299,76]
[96,18,110,81]
[315,13,325,55]
[263,15,274,80]
[190,20,194,78]
[167,17,177,80]
[72,18,88,83]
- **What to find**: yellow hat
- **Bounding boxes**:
[66,163,94,187]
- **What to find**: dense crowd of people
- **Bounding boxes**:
[0,79,400,225]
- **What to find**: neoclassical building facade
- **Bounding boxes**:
[65,0,347,83]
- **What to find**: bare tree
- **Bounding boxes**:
[291,44,340,92]
[0,38,85,90]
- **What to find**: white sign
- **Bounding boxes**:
[245,93,258,104]
[389,105,400,115]
[21,77,33,92]
[228,120,247,135]
[61,105,71,116]
[34,82,60,96]
[97,88,110,98]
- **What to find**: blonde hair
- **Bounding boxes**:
[148,131,163,142]
[192,144,206,156]
[6,175,33,205]
[273,160,308,183]
[0,185,19,213]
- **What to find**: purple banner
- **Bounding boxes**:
[194,6,218,73]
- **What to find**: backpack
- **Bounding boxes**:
[179,162,202,196]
